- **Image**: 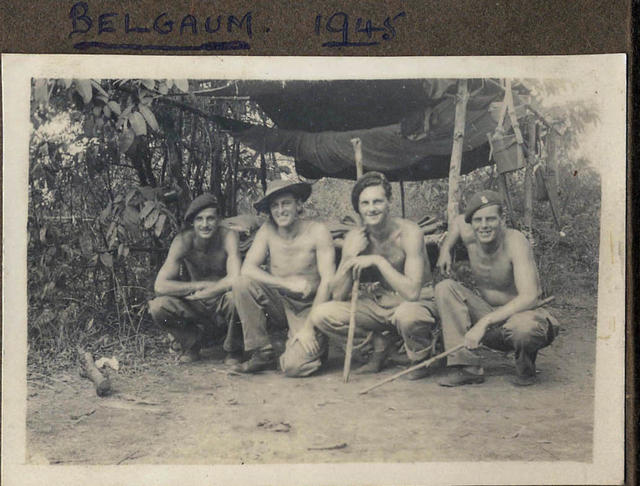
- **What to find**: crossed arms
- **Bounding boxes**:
[153,230,241,301]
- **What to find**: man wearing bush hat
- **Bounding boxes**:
[232,179,336,376]
[435,190,559,386]
[148,193,243,363]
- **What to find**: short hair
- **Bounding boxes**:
[351,172,392,213]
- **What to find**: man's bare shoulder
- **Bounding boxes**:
[175,229,194,248]
[304,219,331,236]
[503,228,532,255]
[394,217,423,241]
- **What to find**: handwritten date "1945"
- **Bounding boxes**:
[314,12,406,47]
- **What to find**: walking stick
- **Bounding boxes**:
[359,344,464,394]
[343,268,361,383]
[359,295,556,394]
[343,137,365,383]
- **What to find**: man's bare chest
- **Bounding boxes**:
[468,246,514,288]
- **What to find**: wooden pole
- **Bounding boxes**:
[523,117,535,241]
[343,138,365,382]
[350,137,364,179]
[447,79,469,225]
[343,271,361,383]
[399,179,406,218]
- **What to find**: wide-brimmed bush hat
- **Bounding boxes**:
[253,179,311,213]
[184,193,219,223]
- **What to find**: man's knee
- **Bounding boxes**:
[308,301,348,330]
[391,302,423,332]
[434,279,459,303]
[503,312,547,347]
[148,296,175,322]
[280,342,323,378]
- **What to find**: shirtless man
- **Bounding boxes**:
[148,194,243,363]
[232,180,335,376]
[435,190,559,386]
[306,172,439,377]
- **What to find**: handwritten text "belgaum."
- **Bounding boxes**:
[68,2,253,52]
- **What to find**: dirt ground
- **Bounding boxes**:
[26,301,595,465]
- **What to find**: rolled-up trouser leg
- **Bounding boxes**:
[482,309,558,377]
[148,296,202,351]
[232,275,287,352]
[390,300,438,362]
[434,279,493,367]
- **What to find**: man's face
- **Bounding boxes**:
[193,207,219,240]
[358,185,390,227]
[470,205,503,244]
[269,193,300,228]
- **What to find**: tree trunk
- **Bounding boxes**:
[446,79,469,225]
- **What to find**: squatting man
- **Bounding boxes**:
[149,182,558,387]
[435,190,559,386]
[148,194,243,364]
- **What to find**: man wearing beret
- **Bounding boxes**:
[148,194,243,363]
[232,179,336,376]
[307,172,439,377]
[435,190,559,386]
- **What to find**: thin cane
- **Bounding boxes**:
[343,267,361,383]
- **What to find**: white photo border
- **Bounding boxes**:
[1,54,627,485]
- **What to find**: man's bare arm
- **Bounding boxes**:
[368,223,424,301]
[186,229,241,301]
[154,235,207,296]
[292,224,336,354]
[436,214,464,274]
[240,224,291,290]
[330,228,367,300]
[310,223,336,308]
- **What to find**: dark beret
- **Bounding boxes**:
[351,171,392,212]
[184,194,218,223]
[464,190,503,223]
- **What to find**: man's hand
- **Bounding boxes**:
[350,255,380,274]
[185,282,218,301]
[342,228,368,257]
[436,251,452,275]
[291,325,320,356]
[285,277,315,299]
[464,316,492,349]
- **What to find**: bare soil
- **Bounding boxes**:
[26,302,595,465]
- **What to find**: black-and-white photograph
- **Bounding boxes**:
[2,55,626,485]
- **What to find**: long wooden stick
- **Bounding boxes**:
[359,295,556,394]
[343,137,365,383]
[359,344,464,394]
[343,273,361,383]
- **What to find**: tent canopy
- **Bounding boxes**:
[207,79,529,181]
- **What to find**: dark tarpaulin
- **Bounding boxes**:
[214,79,526,181]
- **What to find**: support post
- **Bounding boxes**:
[350,138,364,179]
[523,117,536,242]
[447,79,469,225]
[399,179,406,218]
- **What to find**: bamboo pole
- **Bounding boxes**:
[447,80,469,225]
[350,138,364,179]
[343,138,364,383]
[523,117,536,242]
